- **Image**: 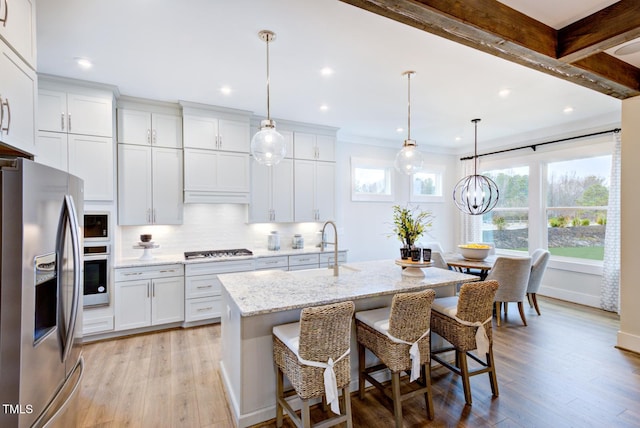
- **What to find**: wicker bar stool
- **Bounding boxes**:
[355,289,436,428]
[430,280,499,406]
[272,301,355,428]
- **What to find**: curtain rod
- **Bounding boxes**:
[459,128,621,161]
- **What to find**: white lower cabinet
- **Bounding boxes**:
[114,264,184,331]
[288,254,321,270]
[184,259,255,323]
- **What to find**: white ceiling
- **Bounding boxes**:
[35,0,624,153]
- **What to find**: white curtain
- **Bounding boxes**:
[458,159,483,244]
[600,132,621,313]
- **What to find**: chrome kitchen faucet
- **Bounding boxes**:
[321,220,339,277]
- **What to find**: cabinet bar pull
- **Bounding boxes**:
[196,285,212,289]
[147,129,151,144]
[1,98,9,134]
[153,208,157,223]
[68,114,72,132]
[147,283,150,298]
[0,96,4,133]
[123,272,143,276]
[61,113,65,131]
[152,282,155,297]
[197,307,214,312]
[152,129,157,145]
[160,269,177,273]
[0,0,7,27]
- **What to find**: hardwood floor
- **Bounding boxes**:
[77,298,640,427]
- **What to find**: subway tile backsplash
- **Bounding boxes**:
[116,204,328,260]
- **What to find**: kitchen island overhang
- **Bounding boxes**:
[218,259,478,427]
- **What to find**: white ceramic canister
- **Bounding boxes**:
[268,231,280,251]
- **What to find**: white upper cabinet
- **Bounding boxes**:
[39,89,112,137]
[181,102,252,203]
[118,108,182,148]
[249,157,294,223]
[0,0,36,69]
[68,134,114,201]
[294,132,335,161]
[0,40,36,155]
[183,115,249,153]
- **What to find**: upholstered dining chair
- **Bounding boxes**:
[272,301,355,428]
[527,249,550,315]
[355,289,436,427]
[430,251,449,270]
[486,256,532,326]
[430,280,500,406]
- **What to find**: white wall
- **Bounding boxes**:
[619,96,640,353]
[336,140,459,262]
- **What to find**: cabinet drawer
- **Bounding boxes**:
[185,274,221,299]
[320,251,347,266]
[185,296,222,322]
[82,315,114,335]
[185,259,255,276]
[255,256,288,270]
[288,254,320,267]
[115,264,184,282]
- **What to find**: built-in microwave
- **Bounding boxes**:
[84,213,109,241]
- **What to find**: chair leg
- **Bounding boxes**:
[527,292,533,307]
[391,372,403,428]
[423,363,434,420]
[494,302,501,327]
[532,293,541,315]
[358,342,366,400]
[343,387,353,428]
[517,301,528,326]
[503,302,508,316]
[276,366,284,428]
[301,399,311,427]
[487,347,499,398]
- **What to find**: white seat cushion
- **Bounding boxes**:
[431,296,459,318]
[273,321,300,354]
[355,307,391,335]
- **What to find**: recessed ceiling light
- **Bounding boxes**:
[396,127,404,133]
[75,57,92,69]
[220,86,232,95]
[455,136,462,142]
[320,67,334,76]
[563,106,574,114]
[498,88,511,98]
[320,104,329,111]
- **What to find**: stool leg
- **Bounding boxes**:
[275,366,284,428]
[532,293,541,316]
[423,363,434,420]
[343,387,353,428]
[358,342,366,400]
[487,347,499,397]
[458,350,472,405]
[517,301,527,326]
[302,399,311,427]
[495,302,501,327]
[391,371,403,428]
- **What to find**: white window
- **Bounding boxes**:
[410,165,444,202]
[351,157,394,201]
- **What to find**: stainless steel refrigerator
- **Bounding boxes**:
[0,158,84,427]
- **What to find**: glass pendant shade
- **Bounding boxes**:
[251,120,286,166]
[394,139,424,174]
[252,29,286,166]
[395,71,423,175]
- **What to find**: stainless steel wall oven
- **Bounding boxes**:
[83,244,110,307]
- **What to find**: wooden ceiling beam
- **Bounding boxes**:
[339,0,640,99]
[558,0,640,63]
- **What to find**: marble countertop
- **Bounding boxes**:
[218,259,478,317]
[113,247,348,268]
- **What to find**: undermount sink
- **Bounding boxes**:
[288,265,360,278]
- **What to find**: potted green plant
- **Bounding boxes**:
[390,204,434,258]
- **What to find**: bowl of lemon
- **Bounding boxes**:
[458,243,491,260]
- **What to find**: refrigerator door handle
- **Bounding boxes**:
[59,195,82,363]
[32,356,84,428]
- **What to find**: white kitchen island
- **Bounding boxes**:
[218,259,478,427]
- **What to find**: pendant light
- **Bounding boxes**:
[453,118,499,215]
[394,71,424,175]
[251,30,286,166]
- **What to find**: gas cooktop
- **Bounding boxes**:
[184,249,253,260]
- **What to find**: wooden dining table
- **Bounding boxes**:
[444,253,497,280]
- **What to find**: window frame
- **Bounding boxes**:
[409,164,445,203]
[350,157,395,202]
